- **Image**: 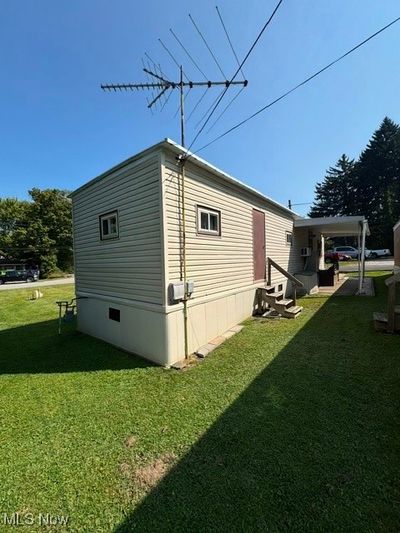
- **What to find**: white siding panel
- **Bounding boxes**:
[72,153,163,305]
[163,154,304,302]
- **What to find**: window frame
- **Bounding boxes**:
[285,230,293,246]
[99,210,119,241]
[196,205,221,236]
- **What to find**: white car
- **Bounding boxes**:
[332,246,371,260]
[368,248,391,259]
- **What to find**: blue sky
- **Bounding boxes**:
[1,0,399,215]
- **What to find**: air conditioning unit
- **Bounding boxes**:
[300,247,312,257]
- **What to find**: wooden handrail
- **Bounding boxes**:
[267,257,304,288]
[385,272,400,286]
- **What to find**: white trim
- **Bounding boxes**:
[99,211,119,240]
[197,206,220,235]
[394,220,400,232]
[76,291,166,313]
[159,150,168,308]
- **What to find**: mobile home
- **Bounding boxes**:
[71,139,368,366]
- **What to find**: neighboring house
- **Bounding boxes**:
[71,139,369,366]
[394,219,400,273]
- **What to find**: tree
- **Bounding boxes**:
[0,198,30,259]
[352,117,400,249]
[309,117,400,250]
[0,189,73,276]
[309,154,355,218]
[28,188,73,273]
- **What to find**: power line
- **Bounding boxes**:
[215,5,245,79]
[186,0,283,152]
[187,88,209,122]
[189,13,226,79]
[194,14,400,155]
[206,86,246,134]
[194,88,226,130]
[169,28,208,79]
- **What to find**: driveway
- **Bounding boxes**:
[340,258,394,272]
[0,276,75,291]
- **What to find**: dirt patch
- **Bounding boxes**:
[120,453,176,490]
[124,435,137,448]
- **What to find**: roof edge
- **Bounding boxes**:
[162,138,298,218]
[70,140,166,198]
[70,137,299,219]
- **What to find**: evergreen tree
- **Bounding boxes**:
[309,154,355,218]
[352,117,400,249]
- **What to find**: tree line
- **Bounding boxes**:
[309,117,400,250]
[0,189,73,276]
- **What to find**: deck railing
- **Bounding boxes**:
[267,257,304,306]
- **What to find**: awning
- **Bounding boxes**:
[293,215,370,295]
[294,215,370,236]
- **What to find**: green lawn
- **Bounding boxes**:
[0,275,399,532]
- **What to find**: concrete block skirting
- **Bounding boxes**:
[195,325,244,358]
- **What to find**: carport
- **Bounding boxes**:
[294,216,370,294]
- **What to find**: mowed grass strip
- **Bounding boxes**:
[0,275,399,532]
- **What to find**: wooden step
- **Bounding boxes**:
[264,291,284,301]
[283,305,303,318]
[259,285,276,294]
[373,311,400,332]
[274,298,294,309]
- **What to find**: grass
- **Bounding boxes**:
[0,274,399,532]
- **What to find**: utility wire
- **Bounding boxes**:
[189,13,226,78]
[206,86,245,134]
[187,0,284,152]
[187,88,209,122]
[194,89,226,130]
[215,5,245,79]
[158,38,190,81]
[169,28,208,79]
[193,14,400,155]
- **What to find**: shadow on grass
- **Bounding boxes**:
[0,319,152,374]
[116,276,400,532]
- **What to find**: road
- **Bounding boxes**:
[0,276,75,291]
[340,258,394,272]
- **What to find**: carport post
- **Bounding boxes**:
[357,224,361,293]
[360,220,367,290]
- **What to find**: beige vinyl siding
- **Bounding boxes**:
[163,152,304,301]
[72,152,163,305]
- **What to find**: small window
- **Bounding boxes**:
[286,231,293,245]
[197,206,220,236]
[100,211,119,240]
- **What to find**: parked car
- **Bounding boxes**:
[331,246,371,260]
[367,248,391,259]
[324,251,352,263]
[0,268,39,285]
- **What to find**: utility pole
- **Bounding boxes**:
[101,67,247,360]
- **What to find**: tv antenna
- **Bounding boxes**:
[101,68,247,150]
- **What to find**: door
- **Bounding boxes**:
[253,209,266,281]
